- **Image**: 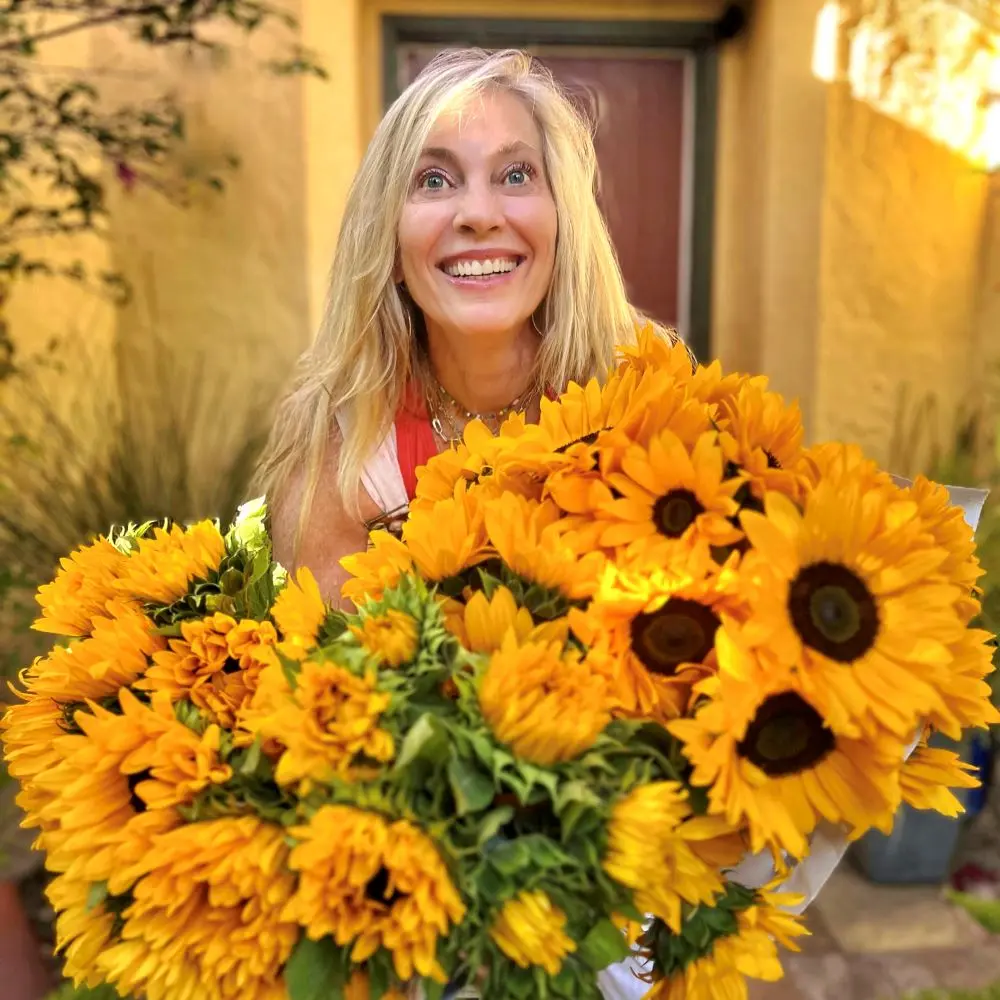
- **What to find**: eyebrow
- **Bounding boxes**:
[417,140,539,165]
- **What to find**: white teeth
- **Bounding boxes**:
[443,257,519,278]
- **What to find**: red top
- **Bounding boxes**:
[395,390,437,501]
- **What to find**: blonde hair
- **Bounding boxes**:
[255,48,677,539]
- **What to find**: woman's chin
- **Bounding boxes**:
[435,310,538,343]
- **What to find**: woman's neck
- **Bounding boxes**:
[426,322,540,415]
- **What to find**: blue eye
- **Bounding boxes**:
[417,169,449,191]
[504,163,534,186]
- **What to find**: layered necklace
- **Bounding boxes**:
[425,373,541,446]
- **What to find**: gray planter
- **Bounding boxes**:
[850,733,971,885]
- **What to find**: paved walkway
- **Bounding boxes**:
[751,865,1000,1000]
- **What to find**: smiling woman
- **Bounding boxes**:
[397,93,558,409]
[254,48,687,600]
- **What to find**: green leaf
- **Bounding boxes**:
[448,754,495,816]
[367,952,390,1000]
[487,838,532,876]
[422,979,445,1000]
[578,919,631,971]
[513,834,575,869]
[239,737,263,776]
[395,713,448,770]
[477,806,514,845]
[86,881,109,912]
[284,934,342,1000]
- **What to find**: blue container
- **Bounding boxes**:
[850,732,975,885]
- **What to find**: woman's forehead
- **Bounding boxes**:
[423,89,543,154]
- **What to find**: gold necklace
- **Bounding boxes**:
[425,375,540,445]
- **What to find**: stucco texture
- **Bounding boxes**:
[814,86,991,466]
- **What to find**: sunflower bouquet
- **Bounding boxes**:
[3,329,997,1000]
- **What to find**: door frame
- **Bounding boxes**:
[381,15,721,360]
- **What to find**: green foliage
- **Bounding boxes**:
[898,986,1000,1000]
[44,983,121,1000]
[945,888,1000,934]
[285,934,349,1000]
[0,1,324,305]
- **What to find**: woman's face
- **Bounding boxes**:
[397,88,558,348]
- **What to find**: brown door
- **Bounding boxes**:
[395,45,689,330]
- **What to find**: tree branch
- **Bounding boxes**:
[0,6,164,53]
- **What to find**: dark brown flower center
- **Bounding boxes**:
[125,769,152,814]
[765,450,782,470]
[555,429,604,454]
[653,489,704,538]
[736,692,835,777]
[365,866,403,906]
[630,598,721,675]
[788,562,879,663]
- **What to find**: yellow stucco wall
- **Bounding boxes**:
[813,85,989,467]
[2,29,117,381]
[711,0,827,431]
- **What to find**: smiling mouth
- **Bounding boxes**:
[439,256,525,279]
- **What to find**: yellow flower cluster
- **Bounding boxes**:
[3,326,995,1000]
[284,805,466,983]
[139,611,277,728]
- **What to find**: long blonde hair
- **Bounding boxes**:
[255,48,670,532]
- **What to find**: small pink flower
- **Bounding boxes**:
[115,161,137,191]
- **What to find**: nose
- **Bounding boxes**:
[453,178,503,234]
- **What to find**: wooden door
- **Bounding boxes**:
[395,45,690,331]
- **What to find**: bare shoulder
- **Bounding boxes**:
[269,432,381,606]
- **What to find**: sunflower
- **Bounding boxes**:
[924,626,1000,737]
[490,890,576,975]
[402,479,491,581]
[603,781,739,931]
[341,531,416,606]
[483,493,605,600]
[903,474,986,611]
[615,323,696,382]
[113,693,233,811]
[244,658,393,789]
[19,600,163,704]
[669,674,903,858]
[640,884,808,1000]
[412,418,518,514]
[273,566,327,647]
[446,586,569,653]
[46,874,119,989]
[516,371,638,464]
[570,550,746,722]
[800,440,897,495]
[479,632,611,765]
[537,370,715,520]
[112,519,225,605]
[34,689,226,889]
[33,536,130,636]
[735,480,968,741]
[899,740,980,817]
[596,430,744,557]
[138,612,275,729]
[97,815,298,1000]
[0,696,68,805]
[284,805,465,983]
[716,381,809,503]
[350,609,419,667]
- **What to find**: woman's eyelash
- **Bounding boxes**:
[415,167,449,189]
[504,161,535,179]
